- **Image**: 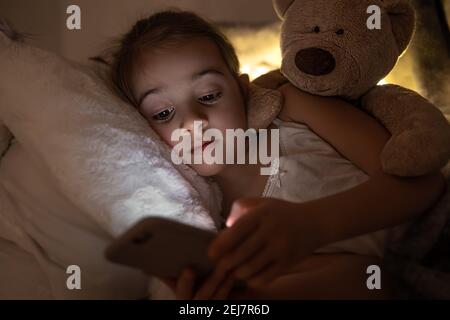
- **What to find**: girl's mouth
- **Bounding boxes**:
[202,140,214,150]
[192,137,215,153]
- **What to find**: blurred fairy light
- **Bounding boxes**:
[222,23,282,81]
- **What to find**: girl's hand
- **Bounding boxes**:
[208,197,326,288]
[158,266,237,300]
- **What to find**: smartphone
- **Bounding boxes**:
[105,217,216,279]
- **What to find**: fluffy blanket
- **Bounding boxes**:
[385,169,450,299]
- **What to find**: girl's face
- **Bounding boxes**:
[131,37,249,176]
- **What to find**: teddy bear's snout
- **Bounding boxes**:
[295,48,336,76]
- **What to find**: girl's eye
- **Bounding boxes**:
[198,92,223,104]
[152,107,175,122]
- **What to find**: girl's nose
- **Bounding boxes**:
[182,107,209,133]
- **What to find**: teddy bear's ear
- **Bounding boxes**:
[382,0,416,53]
[272,0,296,19]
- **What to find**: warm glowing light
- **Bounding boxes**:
[223,23,420,94]
[241,65,271,80]
[222,23,282,81]
[241,65,251,74]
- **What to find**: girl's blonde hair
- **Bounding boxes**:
[111,10,240,107]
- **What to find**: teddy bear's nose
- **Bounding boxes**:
[295,48,336,76]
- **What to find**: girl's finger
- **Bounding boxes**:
[158,277,177,291]
[247,261,284,288]
[208,213,260,261]
[176,267,196,300]
[216,228,267,273]
[234,248,275,282]
[193,268,228,300]
[213,274,236,300]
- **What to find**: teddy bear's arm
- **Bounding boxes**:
[361,84,450,177]
[244,70,287,130]
[253,69,290,90]
[246,83,284,130]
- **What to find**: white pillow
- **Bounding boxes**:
[0,30,223,235]
[0,23,222,298]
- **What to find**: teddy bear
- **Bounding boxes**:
[254,0,450,177]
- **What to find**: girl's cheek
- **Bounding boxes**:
[164,127,179,147]
[148,124,168,144]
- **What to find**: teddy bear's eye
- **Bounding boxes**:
[313,26,321,33]
[336,29,345,36]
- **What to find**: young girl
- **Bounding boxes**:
[111,11,444,299]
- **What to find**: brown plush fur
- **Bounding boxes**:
[362,84,450,176]
[246,83,283,130]
[252,0,450,176]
